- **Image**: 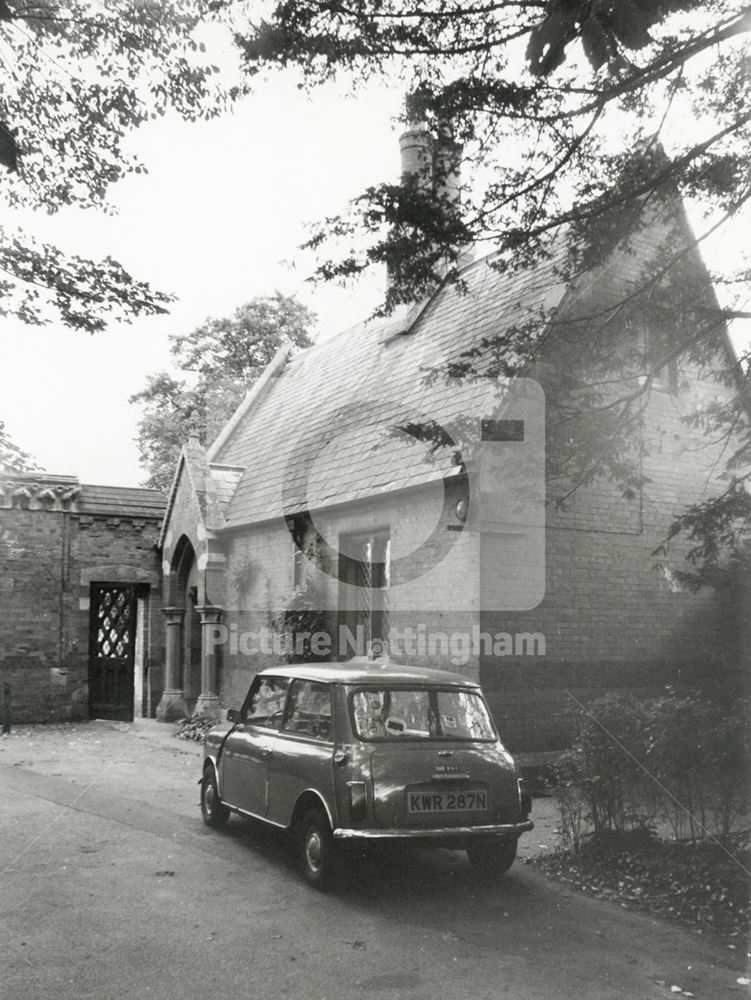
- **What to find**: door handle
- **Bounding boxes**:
[260,747,273,758]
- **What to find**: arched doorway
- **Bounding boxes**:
[173,536,201,713]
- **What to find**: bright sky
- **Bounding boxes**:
[0,38,748,488]
[0,73,404,486]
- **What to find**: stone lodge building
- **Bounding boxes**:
[3,139,746,749]
[155,200,744,752]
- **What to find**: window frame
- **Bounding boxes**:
[240,675,290,732]
[642,315,679,394]
[338,527,391,656]
[347,685,498,744]
[279,677,335,744]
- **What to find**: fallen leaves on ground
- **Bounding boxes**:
[532,829,750,945]
[174,717,215,742]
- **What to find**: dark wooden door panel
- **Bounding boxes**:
[89,584,136,721]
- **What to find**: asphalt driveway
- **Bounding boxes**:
[0,719,746,1000]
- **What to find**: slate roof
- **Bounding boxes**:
[206,463,245,529]
[80,484,166,519]
[210,247,569,530]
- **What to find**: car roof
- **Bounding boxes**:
[256,660,481,688]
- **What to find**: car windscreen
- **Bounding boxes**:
[350,687,496,741]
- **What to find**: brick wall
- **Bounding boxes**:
[0,476,164,723]
[478,230,743,751]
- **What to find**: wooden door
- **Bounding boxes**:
[88,584,137,721]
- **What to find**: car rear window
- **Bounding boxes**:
[350,687,496,741]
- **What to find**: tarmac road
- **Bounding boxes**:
[0,720,745,1000]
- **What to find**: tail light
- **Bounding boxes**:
[346,781,367,822]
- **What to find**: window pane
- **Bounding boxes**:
[436,690,496,740]
[245,677,289,729]
[340,529,391,650]
[283,680,333,741]
[350,688,495,741]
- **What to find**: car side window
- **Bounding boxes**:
[243,677,289,730]
[282,680,332,742]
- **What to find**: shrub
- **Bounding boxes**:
[553,693,654,839]
[552,753,588,851]
[552,691,750,848]
[645,692,751,841]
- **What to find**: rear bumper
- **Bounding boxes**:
[333,819,533,842]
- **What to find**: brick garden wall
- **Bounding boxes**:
[0,505,76,721]
[0,476,164,723]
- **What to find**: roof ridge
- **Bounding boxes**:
[81,482,165,494]
[207,343,292,463]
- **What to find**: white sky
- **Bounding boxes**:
[0,45,749,487]
[0,72,405,486]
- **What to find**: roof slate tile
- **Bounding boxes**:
[212,247,568,529]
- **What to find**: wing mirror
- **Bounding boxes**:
[227,709,242,724]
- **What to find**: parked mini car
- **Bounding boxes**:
[200,662,533,887]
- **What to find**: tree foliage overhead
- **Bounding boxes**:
[0,1,241,332]
[0,419,38,473]
[131,292,315,492]
[232,0,751,581]
[234,1,751,303]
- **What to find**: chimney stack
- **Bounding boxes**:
[433,129,462,213]
[398,122,464,215]
[386,124,470,307]
[399,124,433,189]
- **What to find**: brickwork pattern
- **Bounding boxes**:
[0,478,164,722]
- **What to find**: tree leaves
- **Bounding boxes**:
[131,293,315,490]
[0,1,240,331]
[0,420,39,473]
[526,0,687,77]
[0,122,18,172]
[0,227,172,331]
[526,4,580,78]
[231,2,751,578]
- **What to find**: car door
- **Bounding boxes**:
[266,679,336,827]
[220,675,289,817]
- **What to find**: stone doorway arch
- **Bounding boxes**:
[157,533,222,721]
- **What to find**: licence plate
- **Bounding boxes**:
[407,789,488,814]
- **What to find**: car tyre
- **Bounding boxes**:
[299,807,335,890]
[466,838,517,878]
[201,764,230,830]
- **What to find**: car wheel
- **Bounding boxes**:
[201,765,230,830]
[466,838,517,878]
[299,807,335,889]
